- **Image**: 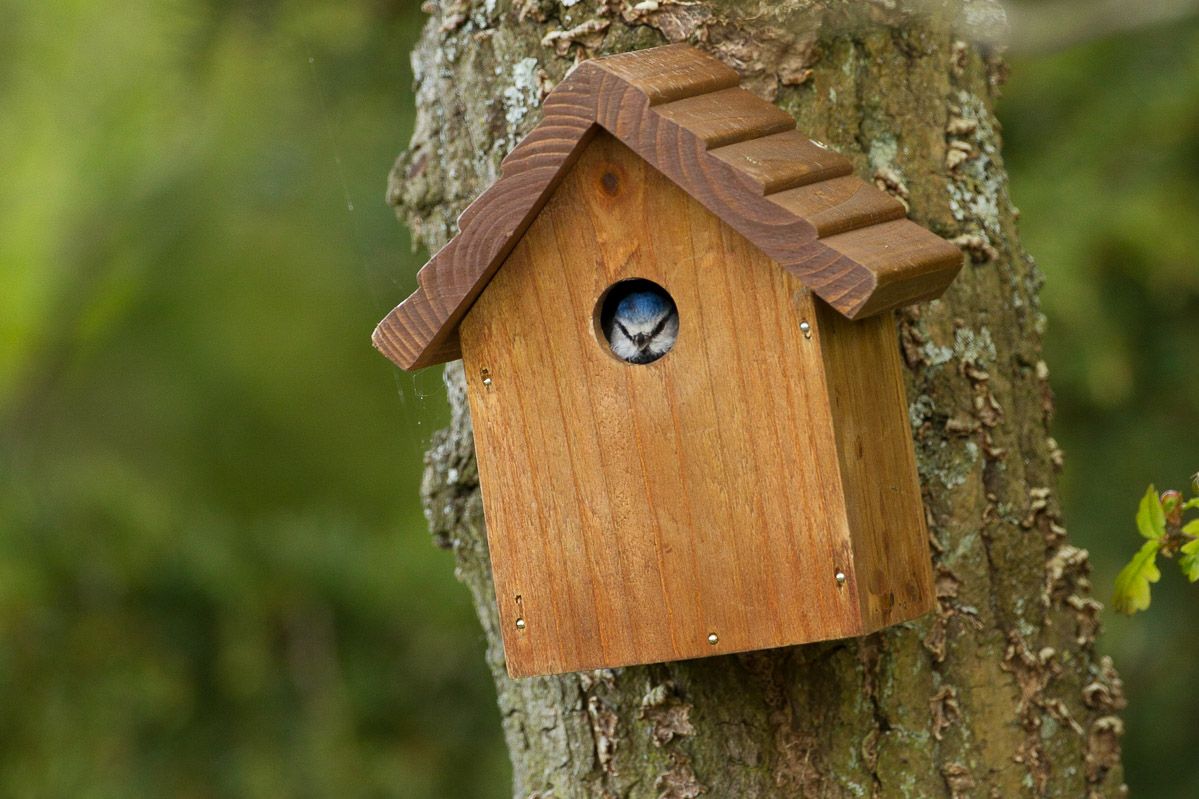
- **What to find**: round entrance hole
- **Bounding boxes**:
[595,278,679,365]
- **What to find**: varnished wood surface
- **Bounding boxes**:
[822,219,964,317]
[708,130,852,194]
[582,43,740,104]
[373,44,962,371]
[815,301,936,630]
[769,176,907,238]
[651,87,795,148]
[460,133,932,677]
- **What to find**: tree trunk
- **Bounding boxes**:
[388,2,1128,796]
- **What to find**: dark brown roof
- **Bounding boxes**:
[374,44,962,370]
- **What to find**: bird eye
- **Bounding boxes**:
[594,278,678,365]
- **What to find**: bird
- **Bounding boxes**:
[602,282,679,364]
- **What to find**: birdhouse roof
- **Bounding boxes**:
[374,44,962,370]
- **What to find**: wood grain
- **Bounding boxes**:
[651,87,795,148]
[373,44,963,371]
[814,301,936,631]
[708,130,853,194]
[821,219,964,317]
[587,43,741,105]
[459,132,932,677]
[768,176,907,237]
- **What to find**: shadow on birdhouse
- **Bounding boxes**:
[373,44,964,678]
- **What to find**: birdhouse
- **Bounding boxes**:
[374,45,962,678]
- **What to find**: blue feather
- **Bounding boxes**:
[615,291,670,325]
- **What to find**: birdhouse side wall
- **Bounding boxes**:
[458,132,866,677]
[814,300,936,630]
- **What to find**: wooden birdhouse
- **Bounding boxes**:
[374,45,962,678]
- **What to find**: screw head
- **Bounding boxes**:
[835,570,847,586]
[515,617,526,630]
[482,377,493,387]
[707,632,719,645]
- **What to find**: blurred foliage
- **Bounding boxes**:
[1,1,1197,797]
[1003,15,1199,799]
[0,1,506,797]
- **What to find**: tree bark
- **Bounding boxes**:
[388,2,1128,796]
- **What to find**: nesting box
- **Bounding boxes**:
[374,45,962,678]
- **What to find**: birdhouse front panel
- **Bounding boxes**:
[458,132,927,677]
[373,44,961,678]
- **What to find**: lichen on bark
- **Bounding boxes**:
[388,2,1128,796]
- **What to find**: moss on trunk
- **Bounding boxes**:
[389,2,1127,796]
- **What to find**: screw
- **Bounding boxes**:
[799,321,811,339]
[482,377,492,387]
[810,139,829,150]
[707,632,719,645]
[515,617,526,630]
[835,570,847,586]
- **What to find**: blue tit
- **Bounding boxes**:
[603,282,679,364]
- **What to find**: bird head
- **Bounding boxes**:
[606,285,679,364]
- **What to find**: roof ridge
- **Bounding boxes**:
[588,43,740,106]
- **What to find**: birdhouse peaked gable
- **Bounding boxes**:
[373,44,962,371]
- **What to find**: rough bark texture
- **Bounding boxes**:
[389,2,1128,796]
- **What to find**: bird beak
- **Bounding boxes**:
[633,334,649,348]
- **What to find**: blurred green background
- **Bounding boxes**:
[0,2,1195,797]
[1003,15,1199,799]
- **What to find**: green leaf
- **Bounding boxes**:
[1180,539,1199,583]
[1184,519,1199,536]
[1113,539,1162,614]
[1136,485,1166,539]
[1184,498,1199,511]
